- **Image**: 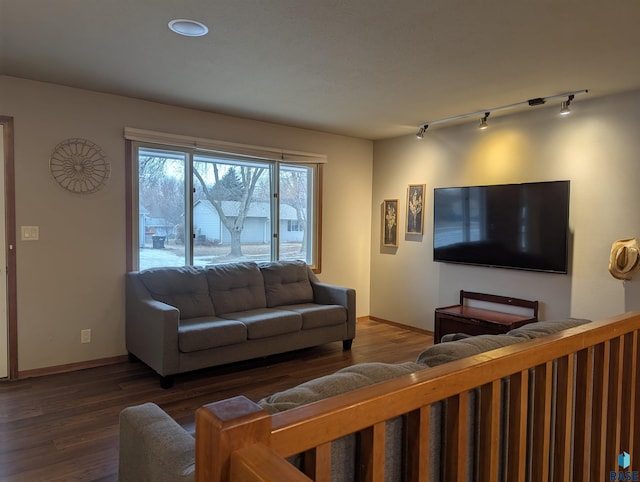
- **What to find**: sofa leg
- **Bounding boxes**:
[160,376,174,389]
[343,339,353,350]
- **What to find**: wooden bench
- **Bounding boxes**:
[434,290,539,343]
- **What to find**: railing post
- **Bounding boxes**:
[531,362,552,482]
[507,370,528,482]
[444,392,469,482]
[573,347,594,481]
[196,395,271,482]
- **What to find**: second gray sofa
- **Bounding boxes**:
[118,318,590,481]
[126,260,356,387]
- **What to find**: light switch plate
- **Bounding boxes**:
[21,226,39,241]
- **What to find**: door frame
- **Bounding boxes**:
[1,116,18,379]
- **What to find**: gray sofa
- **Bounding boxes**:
[126,260,356,388]
[118,318,590,481]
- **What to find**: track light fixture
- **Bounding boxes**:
[479,112,490,130]
[560,94,574,116]
[416,89,587,137]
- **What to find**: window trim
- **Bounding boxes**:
[125,133,324,273]
[124,127,327,164]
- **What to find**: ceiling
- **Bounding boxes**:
[2,1,640,140]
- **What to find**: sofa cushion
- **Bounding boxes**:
[260,260,314,308]
[507,318,591,339]
[178,317,247,352]
[138,266,214,319]
[440,332,473,342]
[258,361,423,413]
[205,262,267,315]
[220,308,302,339]
[416,334,523,367]
[281,303,347,329]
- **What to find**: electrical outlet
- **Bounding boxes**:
[81,329,91,344]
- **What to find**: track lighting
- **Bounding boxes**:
[479,112,490,130]
[416,89,587,137]
[528,98,546,106]
[560,94,574,115]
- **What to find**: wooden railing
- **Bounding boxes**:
[195,311,640,481]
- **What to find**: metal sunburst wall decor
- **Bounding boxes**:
[49,138,111,194]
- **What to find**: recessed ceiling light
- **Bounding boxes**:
[168,19,209,37]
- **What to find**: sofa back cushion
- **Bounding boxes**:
[205,262,267,314]
[137,266,214,320]
[506,318,590,339]
[260,260,314,308]
[258,361,423,413]
[427,319,592,365]
[416,334,523,367]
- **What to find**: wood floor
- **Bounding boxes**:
[0,319,433,482]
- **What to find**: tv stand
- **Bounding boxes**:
[434,290,538,343]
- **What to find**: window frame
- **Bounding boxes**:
[125,132,324,273]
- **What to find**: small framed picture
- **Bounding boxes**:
[406,184,425,235]
[382,199,399,247]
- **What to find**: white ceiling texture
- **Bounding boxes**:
[2,0,640,140]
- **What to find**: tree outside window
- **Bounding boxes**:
[134,145,318,270]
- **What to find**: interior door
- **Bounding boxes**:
[0,124,6,379]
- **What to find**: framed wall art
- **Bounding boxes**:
[50,138,111,194]
[406,184,425,235]
[382,199,399,247]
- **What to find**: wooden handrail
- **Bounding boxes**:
[196,310,640,481]
[231,443,313,482]
[269,313,639,454]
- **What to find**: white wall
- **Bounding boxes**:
[6,72,639,369]
[0,75,373,371]
[371,90,640,331]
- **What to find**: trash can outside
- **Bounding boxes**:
[152,235,166,249]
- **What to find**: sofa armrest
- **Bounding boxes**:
[311,281,356,339]
[126,273,181,376]
[311,281,354,308]
[119,403,194,482]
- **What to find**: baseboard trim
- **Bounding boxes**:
[368,316,434,336]
[18,355,129,379]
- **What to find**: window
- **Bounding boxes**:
[287,220,303,232]
[126,129,324,272]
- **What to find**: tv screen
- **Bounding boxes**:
[433,180,570,273]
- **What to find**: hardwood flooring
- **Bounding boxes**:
[0,319,433,481]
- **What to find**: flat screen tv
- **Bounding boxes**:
[433,180,570,273]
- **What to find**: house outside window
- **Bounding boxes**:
[125,129,324,272]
